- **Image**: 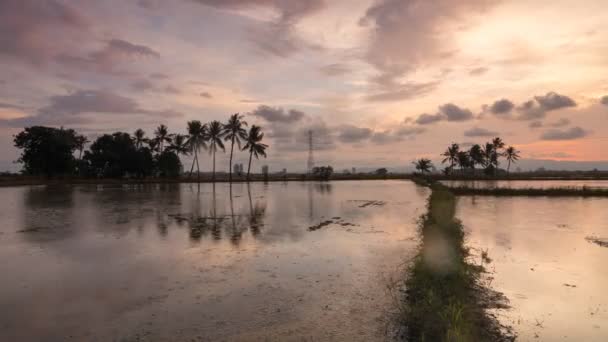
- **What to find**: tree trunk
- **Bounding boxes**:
[507,159,511,174]
[229,136,235,182]
[190,147,196,178]
[196,151,200,183]
[212,147,216,182]
[247,150,253,182]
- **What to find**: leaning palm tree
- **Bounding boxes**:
[504,146,521,174]
[242,125,268,181]
[133,128,146,150]
[413,158,433,174]
[223,113,248,182]
[168,134,189,156]
[441,143,460,174]
[154,124,172,153]
[186,121,207,181]
[207,120,225,181]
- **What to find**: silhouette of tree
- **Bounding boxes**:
[505,146,521,174]
[75,135,89,160]
[456,151,471,174]
[441,143,459,175]
[242,125,267,181]
[14,126,80,177]
[413,158,433,174]
[312,166,333,180]
[207,120,225,181]
[154,124,172,153]
[468,144,484,171]
[85,132,149,177]
[186,120,207,181]
[168,134,189,156]
[223,113,248,182]
[157,151,181,178]
[133,129,147,150]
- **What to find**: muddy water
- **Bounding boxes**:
[442,179,608,189]
[0,180,428,341]
[456,196,608,341]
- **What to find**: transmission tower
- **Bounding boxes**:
[307,130,314,173]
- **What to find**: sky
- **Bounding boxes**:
[1,0,607,173]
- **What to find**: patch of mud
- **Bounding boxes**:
[348,200,386,208]
[585,236,608,248]
[308,218,358,231]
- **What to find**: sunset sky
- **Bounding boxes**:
[1,0,607,172]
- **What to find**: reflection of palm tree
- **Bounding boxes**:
[441,143,459,174]
[242,125,268,181]
[223,113,248,183]
[154,124,172,153]
[247,183,265,236]
[504,146,520,174]
[207,121,225,182]
[133,129,146,150]
[186,121,207,181]
[211,182,221,240]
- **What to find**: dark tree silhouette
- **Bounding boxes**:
[505,146,520,174]
[154,124,172,153]
[413,158,433,174]
[456,151,471,174]
[242,125,267,181]
[441,143,459,174]
[186,120,207,181]
[468,144,484,171]
[207,120,225,181]
[223,113,248,182]
[133,129,147,150]
[14,126,80,177]
[168,134,189,156]
[84,132,151,178]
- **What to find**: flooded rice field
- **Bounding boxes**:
[456,196,608,341]
[442,179,608,190]
[0,180,429,341]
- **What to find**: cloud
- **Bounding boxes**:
[464,127,499,137]
[517,91,577,120]
[415,113,443,125]
[149,72,168,79]
[200,92,213,98]
[1,89,182,127]
[250,105,306,123]
[131,79,181,94]
[0,102,24,110]
[0,0,88,65]
[337,125,372,143]
[366,81,438,102]
[540,126,589,140]
[548,118,570,127]
[601,95,608,106]
[469,67,489,76]
[439,103,474,122]
[489,98,514,115]
[529,120,543,129]
[191,0,325,58]
[371,126,425,144]
[319,63,351,76]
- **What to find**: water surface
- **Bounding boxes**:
[0,180,428,341]
[442,180,608,189]
[456,196,608,341]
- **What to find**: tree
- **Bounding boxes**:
[504,146,521,174]
[223,113,248,182]
[157,151,182,178]
[441,143,459,175]
[84,132,143,178]
[413,158,433,174]
[312,166,333,180]
[133,129,147,150]
[456,151,471,174]
[186,120,207,181]
[168,134,189,156]
[154,124,172,153]
[14,126,80,177]
[207,120,225,181]
[375,168,388,176]
[75,135,89,160]
[242,125,268,181]
[468,144,484,171]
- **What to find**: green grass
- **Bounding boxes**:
[402,183,511,341]
[447,185,608,197]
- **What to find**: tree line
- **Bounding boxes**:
[13,113,268,181]
[413,137,520,175]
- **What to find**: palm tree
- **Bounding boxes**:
[504,146,521,174]
[154,124,172,153]
[242,125,268,181]
[441,143,459,174]
[207,120,225,181]
[168,134,189,156]
[186,121,207,181]
[456,151,471,174]
[413,158,433,174]
[75,135,89,160]
[468,144,484,172]
[223,113,248,182]
[133,129,146,150]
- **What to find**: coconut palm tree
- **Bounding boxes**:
[154,124,172,153]
[207,120,225,181]
[223,113,248,182]
[133,129,146,150]
[242,125,268,181]
[504,146,521,174]
[456,151,471,174]
[168,134,189,156]
[413,158,433,174]
[186,121,207,181]
[468,144,484,171]
[441,143,460,174]
[75,135,89,160]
